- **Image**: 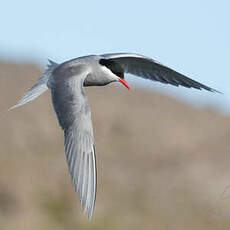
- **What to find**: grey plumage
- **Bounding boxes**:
[9,60,58,110]
[10,53,219,219]
[48,63,96,218]
[102,53,220,92]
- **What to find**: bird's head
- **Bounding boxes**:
[99,59,130,89]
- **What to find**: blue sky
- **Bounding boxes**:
[1,0,229,112]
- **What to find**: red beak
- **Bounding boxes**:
[118,78,130,90]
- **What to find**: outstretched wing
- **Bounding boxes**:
[102,53,220,92]
[49,64,96,219]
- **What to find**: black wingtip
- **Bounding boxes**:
[209,88,223,94]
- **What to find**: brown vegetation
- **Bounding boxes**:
[0,61,230,229]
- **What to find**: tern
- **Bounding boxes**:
[11,53,219,218]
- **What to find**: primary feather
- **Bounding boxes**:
[48,62,97,218]
[102,53,220,93]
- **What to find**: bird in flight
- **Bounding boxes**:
[11,53,219,219]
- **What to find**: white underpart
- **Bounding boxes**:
[101,65,120,81]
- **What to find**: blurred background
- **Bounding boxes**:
[1,0,230,229]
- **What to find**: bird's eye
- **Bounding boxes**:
[99,59,107,66]
[119,72,124,79]
[99,59,124,78]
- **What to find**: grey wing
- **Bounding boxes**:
[64,128,96,219]
[102,53,220,92]
[49,65,96,219]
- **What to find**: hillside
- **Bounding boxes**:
[0,61,230,230]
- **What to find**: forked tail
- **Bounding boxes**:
[9,60,58,110]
